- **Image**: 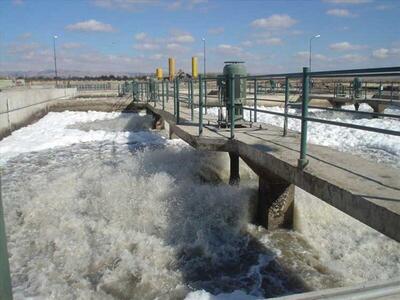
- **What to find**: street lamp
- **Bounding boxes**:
[309,34,320,71]
[202,37,207,113]
[53,35,58,86]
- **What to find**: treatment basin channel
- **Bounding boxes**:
[0,111,399,299]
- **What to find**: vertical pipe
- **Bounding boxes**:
[0,184,13,300]
[253,78,257,123]
[199,75,203,136]
[169,58,175,81]
[230,75,236,139]
[192,56,198,79]
[176,78,180,124]
[298,67,309,169]
[283,77,289,136]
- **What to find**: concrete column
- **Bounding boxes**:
[258,177,294,230]
[229,152,240,185]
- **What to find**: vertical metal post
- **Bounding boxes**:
[390,82,394,102]
[379,81,382,98]
[253,78,257,123]
[131,81,135,102]
[365,82,368,100]
[0,182,13,300]
[283,77,289,136]
[204,78,207,114]
[173,79,176,116]
[187,80,190,108]
[162,80,165,110]
[199,75,203,136]
[176,78,180,124]
[166,81,169,103]
[190,79,194,121]
[298,67,309,169]
[230,75,236,139]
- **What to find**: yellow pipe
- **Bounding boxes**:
[168,57,175,80]
[192,57,198,79]
[156,68,163,80]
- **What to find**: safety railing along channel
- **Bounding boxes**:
[119,66,400,170]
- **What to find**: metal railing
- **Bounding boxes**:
[120,66,400,170]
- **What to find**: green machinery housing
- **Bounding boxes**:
[218,61,247,127]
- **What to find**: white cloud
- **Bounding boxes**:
[215,44,243,56]
[375,4,393,11]
[18,32,32,40]
[294,51,330,62]
[135,32,147,41]
[372,48,389,59]
[257,37,283,46]
[170,33,195,43]
[208,27,224,35]
[92,0,157,11]
[241,41,253,47]
[167,0,208,10]
[323,0,372,4]
[251,14,297,29]
[329,41,366,51]
[133,43,159,50]
[62,42,82,49]
[372,48,400,59]
[339,54,367,63]
[326,8,355,17]
[66,19,115,32]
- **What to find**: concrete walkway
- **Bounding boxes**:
[142,100,400,242]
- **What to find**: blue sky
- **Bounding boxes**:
[0,0,399,75]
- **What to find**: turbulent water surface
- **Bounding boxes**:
[1,111,399,300]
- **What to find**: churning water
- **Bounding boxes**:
[1,112,399,299]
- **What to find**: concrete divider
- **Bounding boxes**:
[0,88,77,139]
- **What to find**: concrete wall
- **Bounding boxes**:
[0,88,77,139]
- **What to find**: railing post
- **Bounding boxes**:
[173,79,176,116]
[187,80,191,108]
[230,75,236,139]
[176,78,180,124]
[166,81,169,103]
[253,78,257,123]
[298,67,309,169]
[132,81,135,102]
[283,76,289,136]
[204,77,207,115]
[199,75,203,136]
[0,190,13,300]
[162,80,165,110]
[190,79,194,121]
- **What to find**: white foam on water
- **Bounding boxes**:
[203,104,400,167]
[1,110,400,299]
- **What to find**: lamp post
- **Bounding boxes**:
[202,37,207,113]
[309,34,320,72]
[53,35,58,86]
